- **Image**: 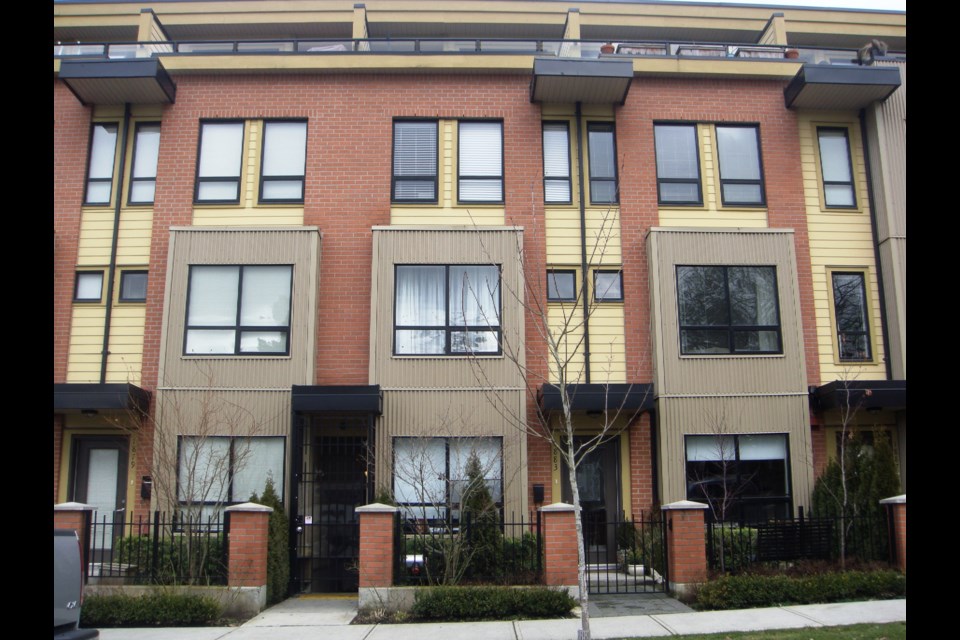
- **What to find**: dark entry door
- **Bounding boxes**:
[71,436,129,551]
[561,437,621,564]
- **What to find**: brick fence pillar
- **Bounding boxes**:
[356,503,398,611]
[54,502,94,575]
[541,502,579,599]
[662,500,709,599]
[224,502,272,588]
[880,494,906,573]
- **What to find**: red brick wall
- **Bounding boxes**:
[890,502,906,573]
[628,412,655,514]
[664,507,707,585]
[542,507,579,586]
[53,415,64,502]
[358,510,395,588]
[226,509,270,587]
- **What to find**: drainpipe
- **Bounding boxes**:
[858,109,893,381]
[575,102,592,383]
[100,103,132,383]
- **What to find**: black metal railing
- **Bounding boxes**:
[395,511,542,586]
[582,513,668,594]
[86,511,228,586]
[706,506,894,573]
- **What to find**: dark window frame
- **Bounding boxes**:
[587,122,618,205]
[84,122,119,206]
[676,265,783,355]
[831,270,872,362]
[258,119,308,204]
[546,269,577,302]
[654,122,703,206]
[715,124,766,207]
[127,121,162,206]
[593,269,624,302]
[457,120,505,204]
[393,264,503,356]
[816,126,857,209]
[542,121,572,204]
[194,120,245,204]
[392,119,439,204]
[74,271,104,303]
[183,264,293,356]
[119,270,148,302]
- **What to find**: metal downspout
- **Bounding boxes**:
[859,109,893,381]
[100,103,131,383]
[575,102,592,383]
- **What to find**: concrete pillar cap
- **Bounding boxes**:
[54,502,96,511]
[356,503,399,513]
[661,500,709,511]
[225,502,274,513]
[879,494,906,505]
[540,502,577,512]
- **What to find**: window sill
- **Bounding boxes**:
[181,353,293,360]
[679,352,785,359]
[391,353,504,360]
[819,206,865,215]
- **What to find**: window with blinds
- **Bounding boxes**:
[542,122,571,204]
[393,120,438,202]
[458,121,504,203]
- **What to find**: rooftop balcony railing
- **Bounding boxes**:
[53,38,904,64]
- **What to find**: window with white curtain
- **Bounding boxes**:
[260,121,307,203]
[458,121,503,203]
[394,264,501,355]
[393,120,438,202]
[185,265,292,355]
[85,122,119,205]
[542,122,571,203]
[195,121,244,202]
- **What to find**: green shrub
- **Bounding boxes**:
[461,453,503,581]
[411,586,575,620]
[709,525,757,573]
[695,570,906,610]
[114,531,226,585]
[80,592,221,627]
[249,477,290,605]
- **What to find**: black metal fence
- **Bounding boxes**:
[582,512,668,594]
[706,507,894,573]
[85,511,228,585]
[395,511,542,586]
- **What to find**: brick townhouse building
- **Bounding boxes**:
[53,0,906,593]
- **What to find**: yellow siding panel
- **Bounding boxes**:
[67,306,106,382]
[588,305,626,384]
[243,120,260,208]
[390,208,505,226]
[116,209,153,263]
[76,209,116,265]
[192,207,305,226]
[547,304,586,385]
[441,120,455,208]
[658,209,768,228]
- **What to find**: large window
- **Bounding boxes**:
[393,436,502,522]
[831,271,872,361]
[654,124,701,205]
[74,271,104,302]
[546,269,576,302]
[458,121,503,203]
[817,127,856,208]
[676,265,781,355]
[185,265,292,355]
[260,121,307,203]
[685,433,791,523]
[119,270,148,302]
[542,122,571,204]
[85,123,119,205]
[393,120,438,202]
[715,125,765,206]
[195,121,244,203]
[178,436,285,522]
[588,123,618,204]
[128,123,161,205]
[394,265,501,355]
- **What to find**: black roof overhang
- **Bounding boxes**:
[810,379,906,413]
[291,385,383,415]
[54,383,151,414]
[58,57,177,106]
[531,58,633,105]
[784,63,901,110]
[538,383,654,415]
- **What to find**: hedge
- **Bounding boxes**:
[696,570,906,610]
[411,586,575,620]
[80,592,221,627]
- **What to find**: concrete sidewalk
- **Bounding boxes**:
[96,595,906,640]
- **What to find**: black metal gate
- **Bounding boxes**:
[291,415,370,593]
[584,512,668,594]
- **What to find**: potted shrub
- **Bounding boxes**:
[600,42,615,54]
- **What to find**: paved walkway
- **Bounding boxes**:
[96,594,906,640]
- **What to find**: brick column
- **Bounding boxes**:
[662,500,709,599]
[541,503,579,598]
[880,494,906,573]
[357,503,398,588]
[54,502,94,573]
[224,502,272,588]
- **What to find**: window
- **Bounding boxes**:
[393,436,502,522]
[686,433,791,523]
[458,121,503,203]
[587,123,617,204]
[594,270,623,302]
[831,272,872,361]
[119,271,148,302]
[74,271,104,302]
[185,265,292,355]
[260,120,307,203]
[654,124,701,205]
[195,121,244,203]
[542,122,571,203]
[547,269,576,302]
[393,120,438,202]
[128,123,161,205]
[715,125,765,206]
[85,123,118,205]
[676,265,781,354]
[817,127,856,208]
[178,436,285,522]
[394,265,501,355]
